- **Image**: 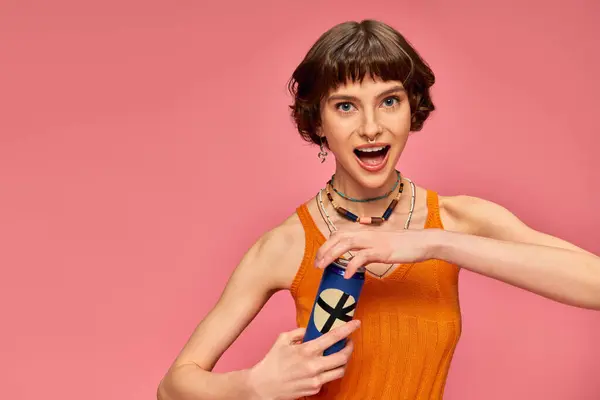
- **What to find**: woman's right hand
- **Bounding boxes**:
[247,320,360,400]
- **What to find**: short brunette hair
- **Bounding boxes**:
[288,20,436,145]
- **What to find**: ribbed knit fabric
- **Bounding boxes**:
[290,191,462,400]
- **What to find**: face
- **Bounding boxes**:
[318,76,412,189]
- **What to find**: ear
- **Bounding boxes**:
[316,128,328,144]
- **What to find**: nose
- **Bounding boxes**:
[359,109,381,142]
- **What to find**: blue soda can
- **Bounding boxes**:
[302,258,365,356]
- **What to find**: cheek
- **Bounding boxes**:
[383,108,411,134]
[322,113,356,140]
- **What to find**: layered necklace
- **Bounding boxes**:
[325,170,403,225]
[316,172,416,279]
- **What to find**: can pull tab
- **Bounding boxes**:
[334,257,366,273]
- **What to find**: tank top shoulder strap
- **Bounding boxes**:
[296,203,323,242]
[425,189,445,229]
[291,204,323,297]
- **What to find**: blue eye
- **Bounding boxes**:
[336,102,354,112]
[382,97,400,107]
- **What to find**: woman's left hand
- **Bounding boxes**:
[315,228,445,278]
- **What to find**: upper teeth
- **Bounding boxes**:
[357,146,385,152]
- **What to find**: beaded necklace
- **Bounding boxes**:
[316,177,416,278]
[325,176,403,225]
[329,170,401,203]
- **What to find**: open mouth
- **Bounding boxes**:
[353,145,391,168]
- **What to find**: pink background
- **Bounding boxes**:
[1,1,599,399]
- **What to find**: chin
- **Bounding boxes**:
[354,169,396,189]
[348,162,399,191]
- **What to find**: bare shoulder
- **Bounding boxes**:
[437,194,518,236]
[244,208,307,292]
[438,193,591,253]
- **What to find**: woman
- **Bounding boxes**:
[157,19,600,400]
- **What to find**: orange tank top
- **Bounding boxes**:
[290,190,462,400]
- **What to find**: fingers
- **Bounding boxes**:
[298,364,347,397]
[318,339,354,372]
[317,365,347,385]
[296,358,351,398]
[343,250,377,278]
[304,320,360,354]
[280,327,306,344]
[314,231,343,268]
[316,231,369,270]
[324,242,357,269]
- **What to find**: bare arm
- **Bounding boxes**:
[314,195,600,310]
[157,224,298,400]
[439,195,600,309]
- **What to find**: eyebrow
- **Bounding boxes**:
[327,85,406,103]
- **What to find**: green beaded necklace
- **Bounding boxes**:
[325,173,404,225]
[329,170,401,203]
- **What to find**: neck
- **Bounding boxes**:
[328,166,401,216]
